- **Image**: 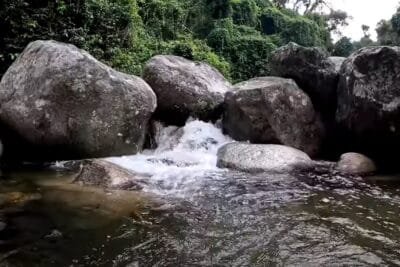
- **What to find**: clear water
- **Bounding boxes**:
[1,120,400,266]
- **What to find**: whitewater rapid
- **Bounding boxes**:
[107,119,232,196]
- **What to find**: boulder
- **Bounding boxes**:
[217,143,313,173]
[223,77,324,157]
[336,153,377,176]
[0,40,156,161]
[73,159,147,190]
[329,56,346,72]
[271,42,339,119]
[336,46,400,166]
[143,55,231,125]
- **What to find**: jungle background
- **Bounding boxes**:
[1,0,400,82]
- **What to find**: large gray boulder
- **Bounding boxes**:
[336,153,377,176]
[271,42,339,119]
[336,46,400,165]
[0,40,157,161]
[217,143,313,173]
[223,77,324,157]
[143,55,231,125]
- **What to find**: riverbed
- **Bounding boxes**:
[1,121,400,266]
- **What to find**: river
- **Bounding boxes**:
[1,120,400,266]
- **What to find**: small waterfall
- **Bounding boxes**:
[107,119,232,196]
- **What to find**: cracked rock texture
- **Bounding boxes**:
[223,77,324,157]
[217,143,313,173]
[336,46,400,166]
[0,40,156,161]
[143,55,231,125]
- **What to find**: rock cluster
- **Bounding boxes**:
[3,40,400,176]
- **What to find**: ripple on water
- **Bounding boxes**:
[3,120,400,266]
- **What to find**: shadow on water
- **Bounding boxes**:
[0,170,164,267]
[1,169,400,266]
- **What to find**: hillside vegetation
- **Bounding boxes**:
[0,0,334,82]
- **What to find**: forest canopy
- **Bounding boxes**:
[0,0,376,82]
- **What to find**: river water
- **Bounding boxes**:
[1,120,400,266]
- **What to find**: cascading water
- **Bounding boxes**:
[102,120,400,266]
[3,120,400,266]
[107,119,232,197]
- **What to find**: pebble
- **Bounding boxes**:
[321,198,330,203]
[45,229,63,239]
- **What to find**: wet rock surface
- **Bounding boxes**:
[336,46,400,167]
[223,76,324,156]
[271,42,339,119]
[0,40,157,161]
[73,159,147,190]
[143,55,231,125]
[337,152,377,176]
[217,142,313,173]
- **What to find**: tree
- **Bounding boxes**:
[0,0,338,82]
[362,24,371,38]
[274,0,330,15]
[324,9,350,35]
[375,9,400,46]
[376,19,398,45]
[391,12,400,34]
[332,36,354,57]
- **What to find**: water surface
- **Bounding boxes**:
[1,120,400,266]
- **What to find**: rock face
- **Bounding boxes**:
[0,40,157,161]
[271,42,339,119]
[337,153,377,176]
[143,55,231,125]
[73,159,146,190]
[223,77,324,157]
[217,143,313,173]
[336,46,400,165]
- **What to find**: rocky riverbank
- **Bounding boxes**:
[1,39,400,181]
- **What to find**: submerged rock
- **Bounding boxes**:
[271,42,339,119]
[223,77,324,157]
[73,159,147,190]
[336,46,400,166]
[337,153,377,176]
[143,55,231,125]
[0,191,42,207]
[0,40,157,161]
[217,143,313,173]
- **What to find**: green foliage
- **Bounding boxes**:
[352,36,375,51]
[260,6,329,47]
[231,0,259,26]
[1,0,334,82]
[391,12,400,34]
[207,19,276,81]
[138,0,188,40]
[376,20,399,45]
[332,37,354,57]
[206,0,233,19]
[160,37,232,78]
[376,10,400,46]
[0,0,142,76]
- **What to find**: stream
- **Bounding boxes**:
[1,120,400,266]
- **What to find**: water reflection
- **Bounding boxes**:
[1,170,400,266]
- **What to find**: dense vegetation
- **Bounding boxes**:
[0,0,338,82]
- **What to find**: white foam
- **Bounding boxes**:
[107,119,232,196]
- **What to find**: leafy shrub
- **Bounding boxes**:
[0,0,332,82]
